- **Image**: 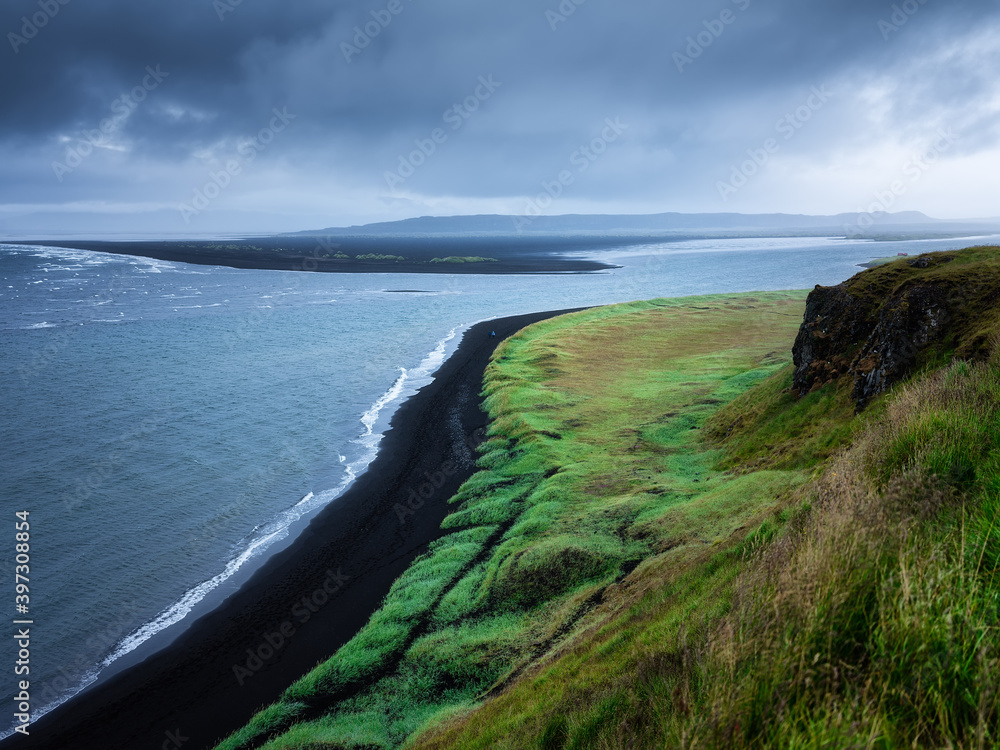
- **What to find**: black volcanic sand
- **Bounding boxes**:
[13,309,582,750]
[13,236,625,274]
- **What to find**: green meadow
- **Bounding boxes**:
[216,247,1000,749]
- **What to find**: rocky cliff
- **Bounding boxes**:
[792,247,1000,407]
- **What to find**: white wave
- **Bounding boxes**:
[6,245,119,267]
[412,327,458,380]
[4,243,181,274]
[294,491,316,508]
[98,489,340,672]
[360,368,409,439]
[348,325,464,475]
[369,326,461,428]
[78,468,358,699]
[102,530,283,666]
[341,463,358,488]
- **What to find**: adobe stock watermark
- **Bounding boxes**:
[546,0,587,31]
[213,0,247,22]
[33,600,144,711]
[185,441,307,554]
[220,236,343,354]
[383,75,502,192]
[394,462,459,524]
[846,127,955,235]
[395,424,490,525]
[52,65,169,182]
[17,321,83,384]
[8,0,71,54]
[878,0,930,41]
[178,107,296,223]
[341,0,415,62]
[674,0,751,73]
[159,728,189,750]
[299,236,344,271]
[716,84,832,201]
[232,568,350,686]
[512,116,628,231]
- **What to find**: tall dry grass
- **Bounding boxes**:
[683,355,1000,748]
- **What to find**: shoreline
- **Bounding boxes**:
[1,322,467,741]
[9,308,581,750]
[5,238,621,275]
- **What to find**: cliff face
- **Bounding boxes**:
[792,248,1000,407]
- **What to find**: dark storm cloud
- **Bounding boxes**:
[1,0,982,141]
[1,0,999,232]
[1,1,340,136]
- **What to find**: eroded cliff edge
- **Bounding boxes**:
[793,247,1000,407]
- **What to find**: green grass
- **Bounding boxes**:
[681,356,1000,749]
[704,365,858,471]
[355,253,406,262]
[861,255,911,267]
[214,248,1000,750]
[212,291,811,750]
[429,256,498,264]
[414,249,1000,750]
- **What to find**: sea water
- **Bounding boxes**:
[1,234,996,734]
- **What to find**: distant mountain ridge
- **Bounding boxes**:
[295,210,954,237]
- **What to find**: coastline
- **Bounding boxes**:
[5,238,620,275]
[9,308,582,750]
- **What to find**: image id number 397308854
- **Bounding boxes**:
[13,510,31,736]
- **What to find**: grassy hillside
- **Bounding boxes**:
[215,246,1000,750]
[416,248,1000,749]
[212,291,813,750]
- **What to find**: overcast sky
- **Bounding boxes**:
[1,0,999,235]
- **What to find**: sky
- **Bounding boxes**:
[1,0,999,236]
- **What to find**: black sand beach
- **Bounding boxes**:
[9,309,580,750]
[10,236,621,275]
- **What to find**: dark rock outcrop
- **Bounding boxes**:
[848,284,951,405]
[792,248,1000,408]
[792,284,872,396]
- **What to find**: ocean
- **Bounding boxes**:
[2,234,997,735]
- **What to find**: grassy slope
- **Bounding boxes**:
[212,291,812,750]
[217,246,1000,750]
[409,308,852,750]
[416,248,1000,749]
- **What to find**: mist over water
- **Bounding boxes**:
[2,234,996,734]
